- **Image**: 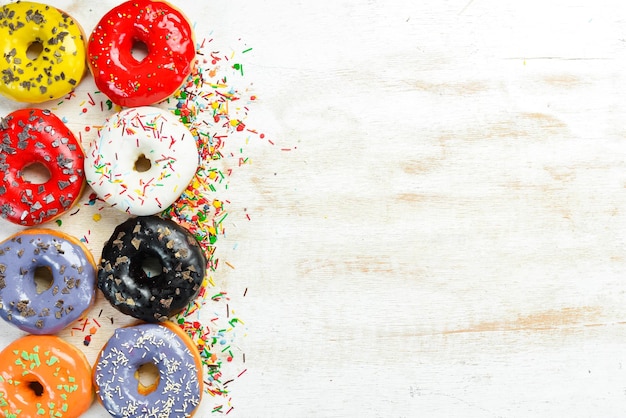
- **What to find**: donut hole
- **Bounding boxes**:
[27,380,45,397]
[134,154,152,173]
[21,162,51,185]
[131,39,149,63]
[33,266,54,294]
[135,362,160,395]
[26,40,44,60]
[140,256,163,279]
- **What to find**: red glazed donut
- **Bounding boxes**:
[0,108,85,226]
[87,0,195,107]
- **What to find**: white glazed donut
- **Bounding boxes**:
[85,106,198,215]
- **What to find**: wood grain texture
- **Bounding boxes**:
[1,0,626,416]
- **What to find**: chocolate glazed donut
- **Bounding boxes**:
[98,216,206,322]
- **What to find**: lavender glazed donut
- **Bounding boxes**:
[0,229,96,334]
[93,322,203,417]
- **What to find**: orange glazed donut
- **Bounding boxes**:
[87,0,195,107]
[0,108,85,226]
[0,334,93,417]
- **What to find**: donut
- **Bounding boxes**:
[85,106,198,216]
[93,322,202,417]
[0,228,96,334]
[87,0,195,107]
[0,1,86,103]
[0,334,93,417]
[0,108,85,226]
[98,216,206,322]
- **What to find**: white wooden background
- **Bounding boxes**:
[1,0,626,416]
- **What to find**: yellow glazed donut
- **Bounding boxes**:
[0,1,86,103]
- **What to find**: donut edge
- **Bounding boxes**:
[91,321,204,415]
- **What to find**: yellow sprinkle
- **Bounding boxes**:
[92,214,102,222]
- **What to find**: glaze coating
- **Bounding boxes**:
[85,106,199,216]
[98,216,206,322]
[0,108,85,226]
[94,322,202,417]
[0,1,86,103]
[0,334,93,417]
[0,229,96,334]
[87,0,195,107]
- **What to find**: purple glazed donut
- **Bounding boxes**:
[0,228,96,334]
[93,322,203,417]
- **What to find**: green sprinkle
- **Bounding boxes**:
[30,353,41,368]
[216,213,228,225]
